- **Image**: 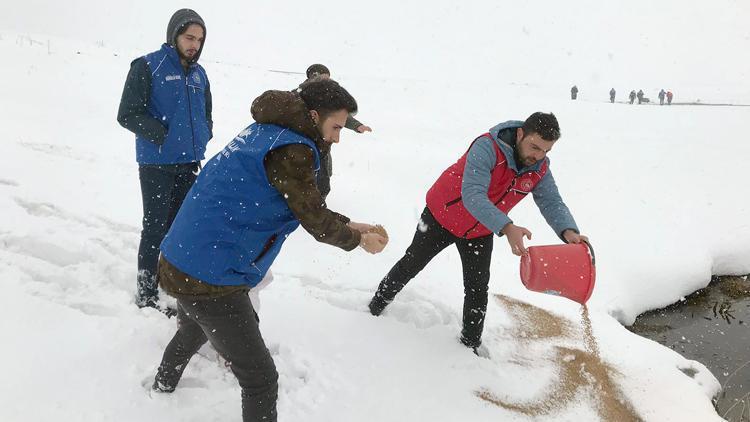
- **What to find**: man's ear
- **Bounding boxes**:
[516,127,525,143]
[309,110,320,125]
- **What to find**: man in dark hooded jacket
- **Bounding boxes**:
[152,79,388,422]
[117,9,212,310]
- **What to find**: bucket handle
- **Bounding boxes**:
[583,240,596,266]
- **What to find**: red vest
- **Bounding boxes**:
[425,134,548,239]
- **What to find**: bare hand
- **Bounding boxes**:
[356,125,372,133]
[502,223,532,256]
[563,230,589,244]
[360,232,388,254]
[348,221,375,233]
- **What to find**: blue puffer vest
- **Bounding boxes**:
[137,43,211,164]
[160,123,320,287]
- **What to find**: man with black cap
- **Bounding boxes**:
[293,63,372,198]
[117,9,212,311]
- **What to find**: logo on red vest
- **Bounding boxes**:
[520,179,534,191]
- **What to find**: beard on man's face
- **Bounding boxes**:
[178,46,197,62]
[514,138,535,168]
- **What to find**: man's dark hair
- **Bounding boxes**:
[306,63,330,79]
[167,9,206,46]
[176,22,204,38]
[522,112,561,141]
[299,79,357,120]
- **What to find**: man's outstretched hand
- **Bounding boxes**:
[501,223,532,256]
[360,232,388,254]
[348,221,374,233]
[562,229,589,245]
[350,222,388,254]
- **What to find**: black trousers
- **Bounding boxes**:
[155,291,279,422]
[137,163,197,305]
[373,207,494,347]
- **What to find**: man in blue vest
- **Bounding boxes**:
[151,79,388,422]
[117,9,212,310]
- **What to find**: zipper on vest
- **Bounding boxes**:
[184,68,200,166]
[445,196,462,207]
[254,234,279,264]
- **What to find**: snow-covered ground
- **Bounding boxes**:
[2,1,749,421]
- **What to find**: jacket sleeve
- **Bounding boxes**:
[345,114,363,131]
[315,151,333,200]
[532,169,579,240]
[264,144,361,251]
[116,58,168,145]
[205,76,213,138]
[461,137,513,235]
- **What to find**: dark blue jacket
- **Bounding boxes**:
[160,123,320,287]
[118,44,212,165]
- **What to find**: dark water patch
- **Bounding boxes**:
[630,275,750,421]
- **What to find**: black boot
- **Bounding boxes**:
[459,335,480,350]
[460,336,490,358]
[151,377,176,393]
[368,294,390,316]
[369,264,413,316]
[136,270,159,309]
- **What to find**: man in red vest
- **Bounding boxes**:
[368,112,589,354]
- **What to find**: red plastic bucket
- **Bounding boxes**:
[519,242,596,304]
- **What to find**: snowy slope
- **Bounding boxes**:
[2,1,749,421]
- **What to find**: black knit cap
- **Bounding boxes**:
[306,64,330,79]
[166,9,206,62]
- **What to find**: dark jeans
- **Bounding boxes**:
[371,207,494,347]
[155,291,279,422]
[137,163,198,306]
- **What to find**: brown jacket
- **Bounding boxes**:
[252,90,361,250]
[160,91,361,299]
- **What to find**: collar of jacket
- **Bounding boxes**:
[250,90,327,154]
[159,43,199,73]
[488,120,549,173]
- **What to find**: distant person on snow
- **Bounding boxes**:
[117,9,212,311]
[368,112,589,356]
[609,88,616,103]
[658,89,666,105]
[667,90,674,105]
[629,90,637,104]
[152,79,388,422]
[293,63,372,198]
[571,85,579,100]
[637,89,644,104]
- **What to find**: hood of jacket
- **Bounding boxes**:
[251,90,328,156]
[488,120,549,173]
[166,8,206,63]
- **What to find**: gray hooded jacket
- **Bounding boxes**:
[166,8,206,63]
